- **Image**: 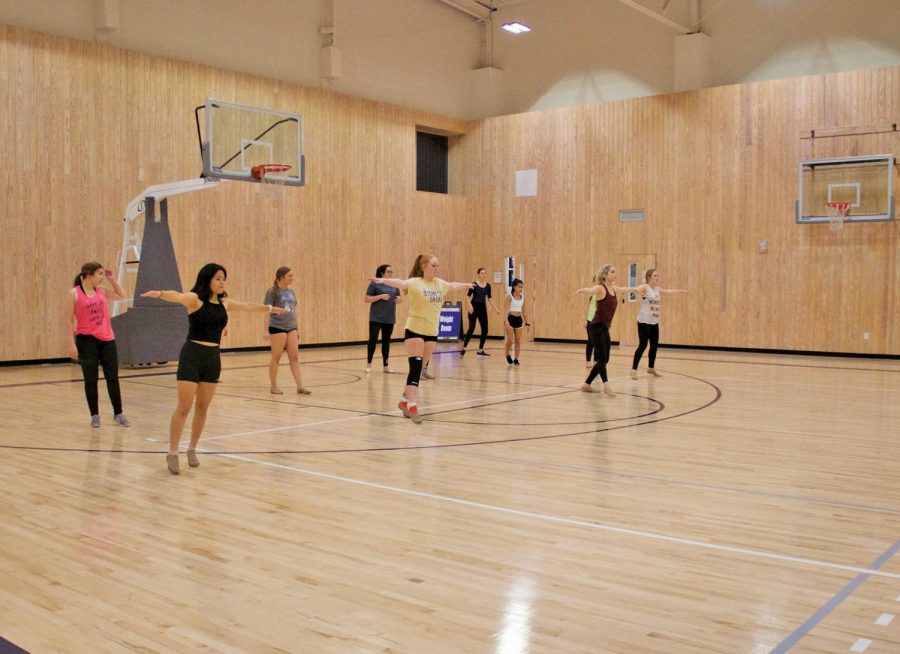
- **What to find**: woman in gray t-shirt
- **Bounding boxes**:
[364,263,402,373]
[264,266,311,394]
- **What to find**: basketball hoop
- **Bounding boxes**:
[251,164,291,200]
[825,202,850,232]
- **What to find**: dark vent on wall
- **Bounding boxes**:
[416,131,448,194]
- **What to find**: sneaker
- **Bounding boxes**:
[459,348,466,357]
[383,366,395,374]
[630,370,638,380]
[186,449,200,468]
[90,415,101,428]
[422,369,435,380]
[297,387,312,394]
[270,387,284,395]
[603,383,617,398]
[647,368,661,377]
[409,405,423,424]
[398,400,411,418]
[580,383,594,393]
[513,359,520,366]
[113,413,130,427]
[506,354,513,364]
[365,367,372,374]
[166,454,180,475]
[476,350,490,357]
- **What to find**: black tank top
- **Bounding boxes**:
[187,300,228,344]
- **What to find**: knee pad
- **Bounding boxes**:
[406,356,423,387]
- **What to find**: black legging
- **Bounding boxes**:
[585,322,611,384]
[75,334,123,416]
[463,303,489,350]
[367,321,395,365]
[632,322,659,370]
[585,321,597,362]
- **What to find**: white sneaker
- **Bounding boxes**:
[365,367,372,374]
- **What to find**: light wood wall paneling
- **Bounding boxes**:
[2,24,898,361]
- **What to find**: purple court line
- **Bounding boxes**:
[0,635,29,654]
[770,539,900,653]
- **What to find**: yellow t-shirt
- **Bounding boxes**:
[404,277,451,336]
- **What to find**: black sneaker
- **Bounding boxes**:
[513,359,520,366]
[506,354,513,364]
[476,350,490,357]
[459,348,466,356]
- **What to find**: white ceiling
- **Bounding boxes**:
[2,0,899,119]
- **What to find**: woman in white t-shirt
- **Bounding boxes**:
[630,268,687,379]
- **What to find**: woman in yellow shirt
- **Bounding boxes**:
[372,253,472,423]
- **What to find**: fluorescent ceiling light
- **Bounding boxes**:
[501,22,531,34]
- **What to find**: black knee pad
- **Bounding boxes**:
[406,356,423,387]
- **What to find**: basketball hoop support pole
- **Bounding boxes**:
[111,177,222,366]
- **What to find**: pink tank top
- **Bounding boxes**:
[74,285,115,341]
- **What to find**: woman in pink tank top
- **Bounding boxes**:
[63,261,130,428]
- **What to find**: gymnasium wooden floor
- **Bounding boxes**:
[1,342,898,653]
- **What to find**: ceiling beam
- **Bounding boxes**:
[614,0,693,34]
[436,0,493,21]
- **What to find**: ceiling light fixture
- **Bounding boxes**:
[501,21,531,34]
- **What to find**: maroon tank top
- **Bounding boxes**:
[590,284,617,329]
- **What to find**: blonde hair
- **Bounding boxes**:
[594,264,615,285]
[408,253,435,278]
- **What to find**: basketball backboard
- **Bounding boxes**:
[196,99,305,186]
[797,154,894,224]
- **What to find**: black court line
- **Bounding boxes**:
[422,390,665,425]
[3,344,894,391]
[0,372,720,455]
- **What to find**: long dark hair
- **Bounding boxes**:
[271,266,291,307]
[190,263,228,302]
[74,261,103,287]
[375,264,391,278]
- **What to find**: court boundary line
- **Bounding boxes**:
[210,450,900,581]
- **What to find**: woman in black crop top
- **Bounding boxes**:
[142,263,288,475]
[460,267,500,357]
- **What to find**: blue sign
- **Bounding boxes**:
[438,306,462,341]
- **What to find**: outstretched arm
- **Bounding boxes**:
[372,277,410,290]
[659,287,688,295]
[224,299,288,314]
[140,290,201,310]
[447,281,475,292]
[574,285,603,297]
[611,284,644,295]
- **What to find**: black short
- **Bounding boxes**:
[176,341,221,383]
[268,326,297,335]
[507,314,524,329]
[404,329,438,343]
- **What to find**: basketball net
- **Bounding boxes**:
[826,202,850,233]
[251,164,291,200]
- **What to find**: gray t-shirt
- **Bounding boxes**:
[367,282,399,324]
[264,287,298,331]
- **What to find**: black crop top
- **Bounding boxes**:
[187,300,228,344]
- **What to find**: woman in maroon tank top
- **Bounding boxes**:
[574,264,639,398]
